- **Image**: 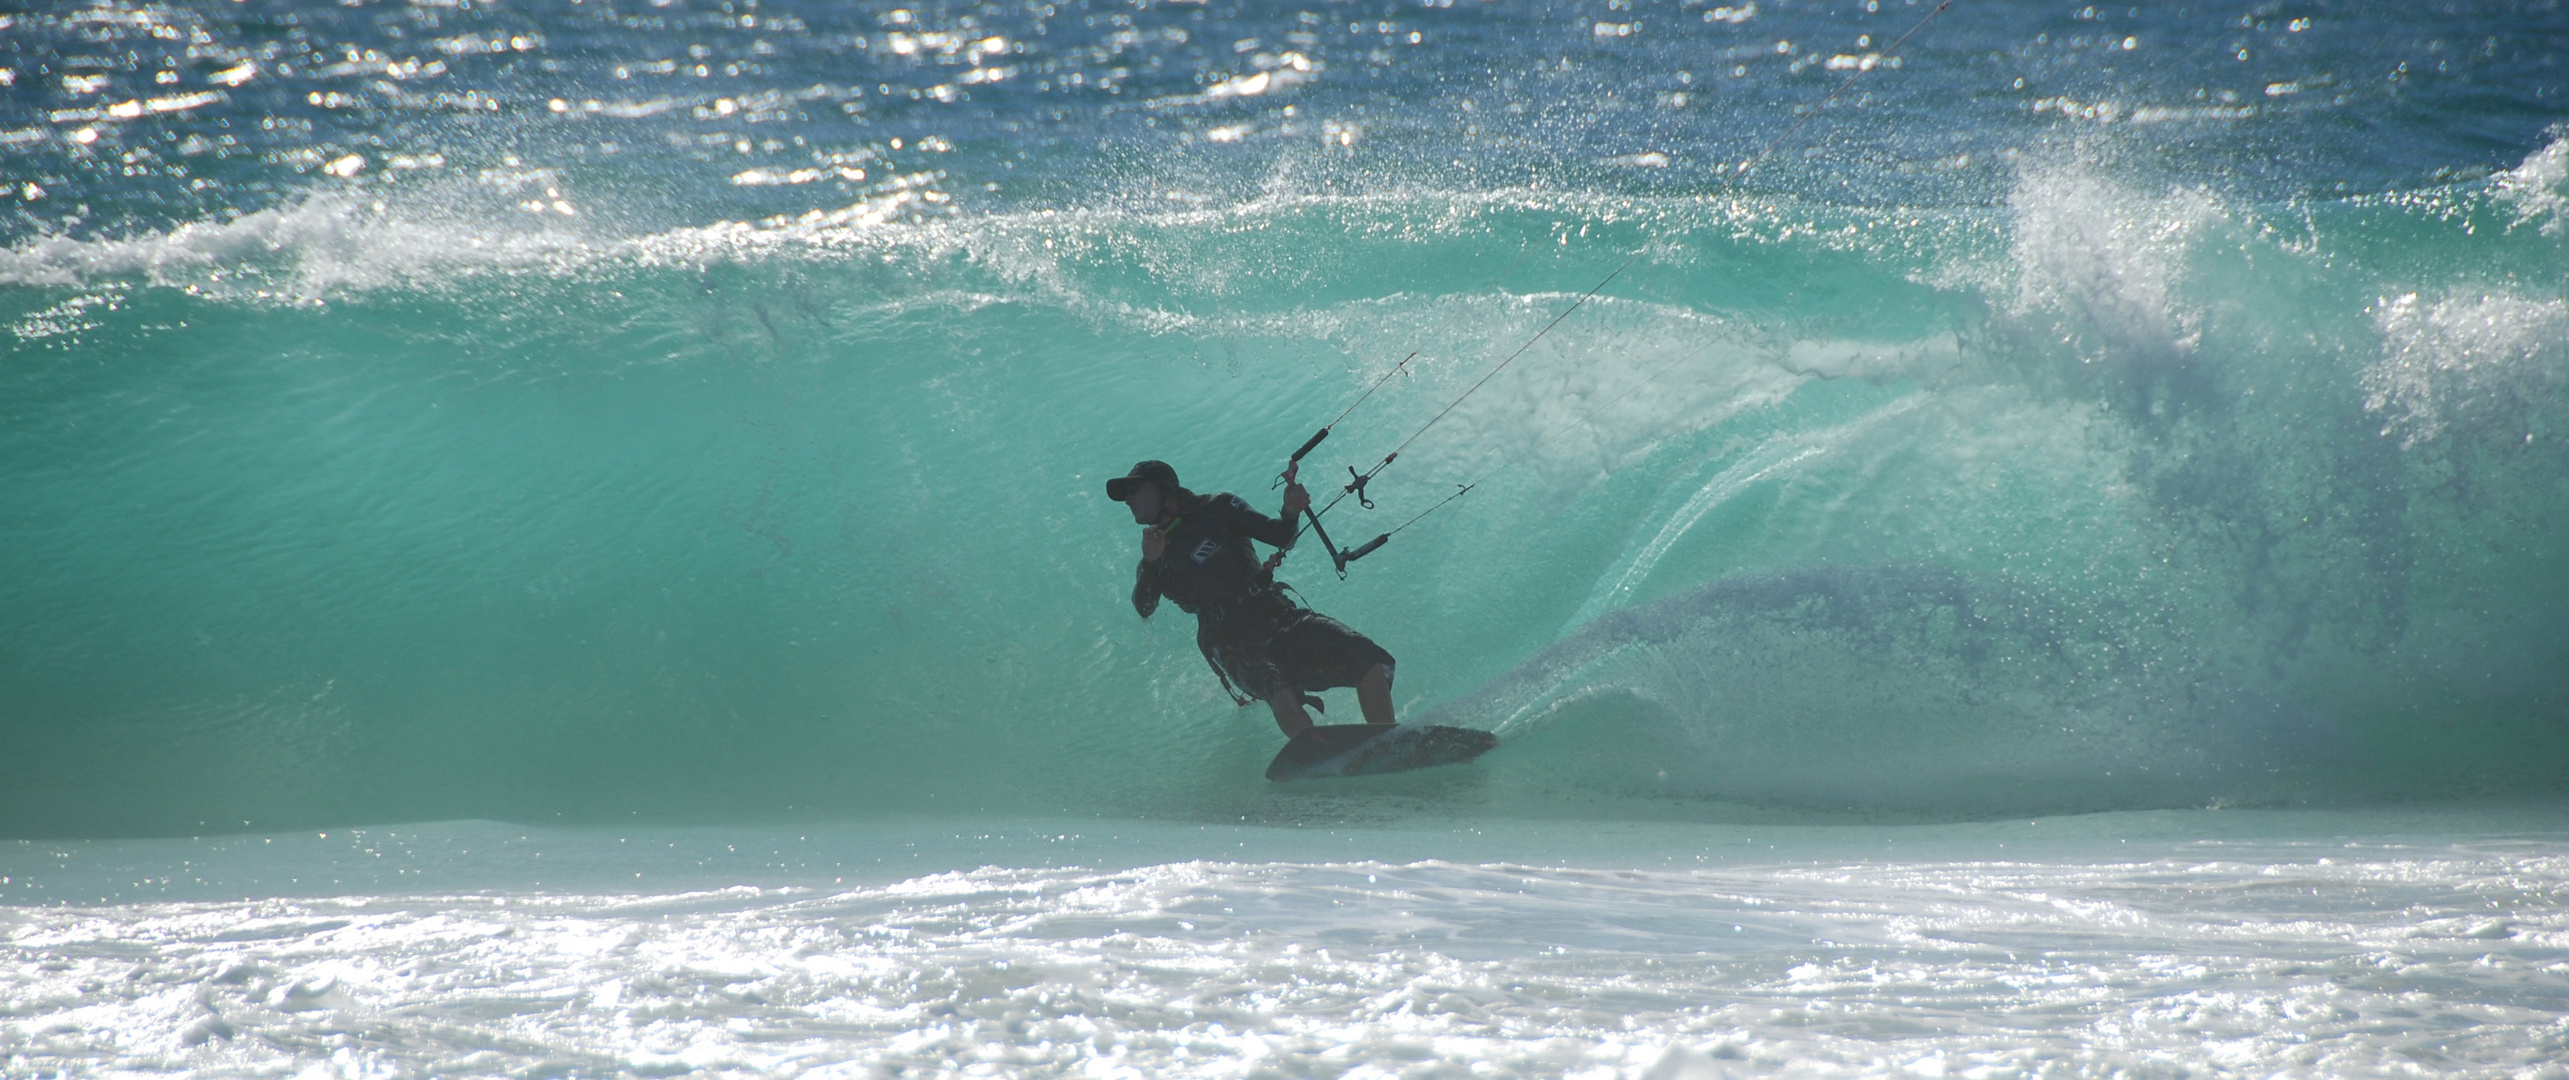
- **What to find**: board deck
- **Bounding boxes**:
[1264,723,1499,782]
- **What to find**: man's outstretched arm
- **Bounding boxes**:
[1216,485,1307,551]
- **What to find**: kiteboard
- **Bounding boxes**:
[1264,723,1499,782]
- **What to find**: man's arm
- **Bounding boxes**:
[1215,490,1303,550]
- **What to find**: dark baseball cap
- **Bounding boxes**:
[1105,460,1179,502]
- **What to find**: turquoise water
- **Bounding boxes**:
[5,2,2568,1073]
[8,159,2567,833]
[6,0,2565,835]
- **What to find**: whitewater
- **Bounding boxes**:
[5,0,2567,1075]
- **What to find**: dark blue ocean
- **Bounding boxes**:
[5,1,2567,1075]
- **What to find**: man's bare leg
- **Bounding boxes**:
[1266,690,1313,739]
[1357,664,1396,726]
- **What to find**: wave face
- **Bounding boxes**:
[4,1,2566,835]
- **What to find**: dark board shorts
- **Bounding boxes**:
[1201,610,1395,702]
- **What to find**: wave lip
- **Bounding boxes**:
[0,166,958,300]
[0,190,598,299]
[2494,131,2569,236]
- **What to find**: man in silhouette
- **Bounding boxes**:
[1107,459,1396,737]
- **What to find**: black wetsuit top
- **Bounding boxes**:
[1131,492,1297,634]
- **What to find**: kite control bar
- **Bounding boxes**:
[1290,427,1330,466]
[1277,429,1389,578]
[1269,350,1423,577]
[1298,489,1390,577]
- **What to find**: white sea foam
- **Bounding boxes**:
[0,187,596,300]
[2363,290,2569,447]
[5,814,2563,1078]
[0,169,955,302]
[2005,155,2221,361]
[2492,130,2569,237]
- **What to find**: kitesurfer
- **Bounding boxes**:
[1107,459,1397,738]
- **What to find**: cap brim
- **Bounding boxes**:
[1105,476,1140,501]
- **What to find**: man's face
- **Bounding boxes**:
[1125,481,1160,524]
